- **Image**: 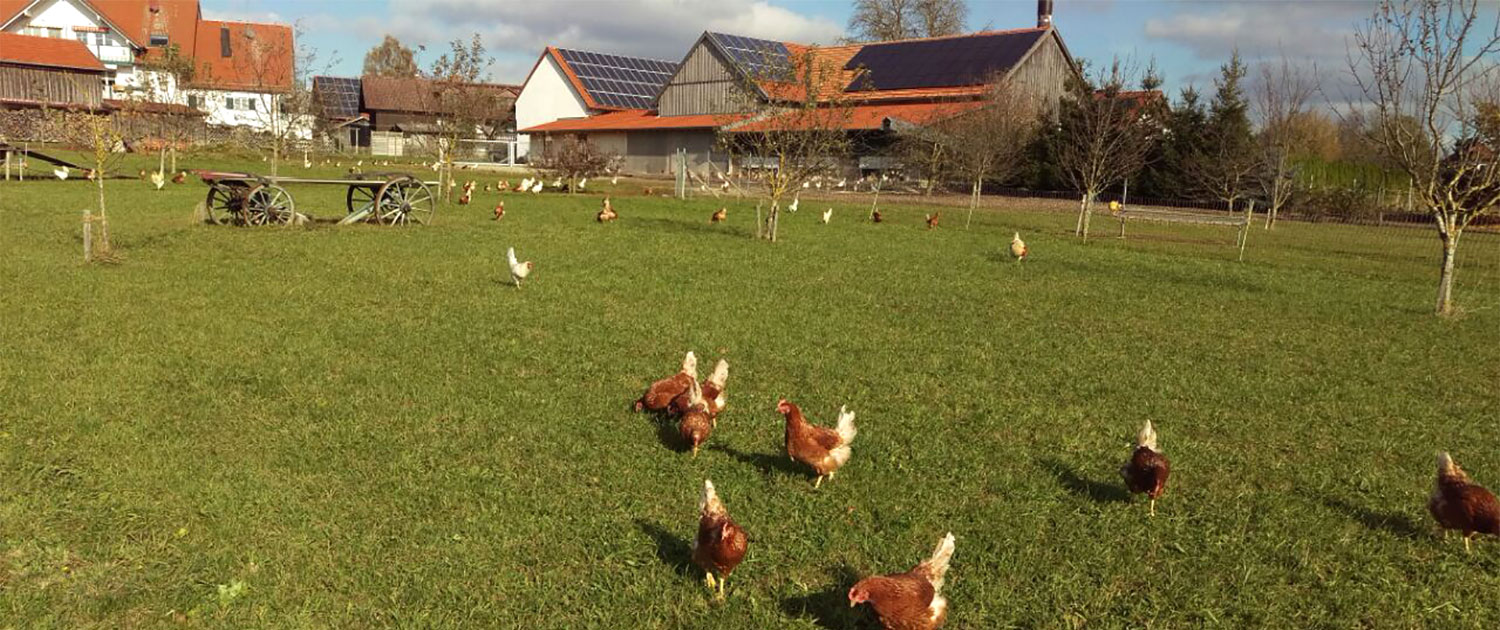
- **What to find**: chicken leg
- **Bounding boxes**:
[704,572,717,591]
[1465,535,1473,554]
[1149,499,1156,517]
[814,475,824,489]
[716,575,727,600]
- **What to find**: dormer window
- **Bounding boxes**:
[220,26,231,57]
[150,33,168,46]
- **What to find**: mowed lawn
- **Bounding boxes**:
[2,156,1500,629]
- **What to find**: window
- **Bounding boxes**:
[187,95,203,110]
[149,33,168,46]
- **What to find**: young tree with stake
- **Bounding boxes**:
[1053,57,1160,241]
[1350,0,1500,316]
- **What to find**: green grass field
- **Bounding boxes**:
[3,154,1500,629]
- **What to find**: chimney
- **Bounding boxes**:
[1037,0,1054,28]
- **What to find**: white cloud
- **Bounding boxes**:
[310,0,843,82]
[1143,2,1366,62]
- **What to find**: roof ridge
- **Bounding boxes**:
[552,46,679,65]
[857,26,1046,47]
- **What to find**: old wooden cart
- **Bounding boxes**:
[196,171,437,226]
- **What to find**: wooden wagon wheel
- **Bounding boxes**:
[204,183,251,225]
[372,176,435,225]
[244,184,296,225]
[346,182,379,217]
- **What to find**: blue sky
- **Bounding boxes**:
[198,1,1410,101]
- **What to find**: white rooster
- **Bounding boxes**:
[506,247,533,288]
[53,167,69,180]
[531,181,544,194]
[821,208,832,224]
[788,195,799,213]
[150,171,165,190]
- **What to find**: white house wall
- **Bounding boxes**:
[515,53,591,159]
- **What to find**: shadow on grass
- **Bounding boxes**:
[650,414,689,454]
[629,217,752,241]
[1040,457,1130,504]
[1304,491,1428,540]
[634,519,695,579]
[711,445,804,479]
[779,564,863,630]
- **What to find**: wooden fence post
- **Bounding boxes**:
[1239,200,1255,262]
[82,208,93,263]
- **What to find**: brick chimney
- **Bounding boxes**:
[1038,0,1054,28]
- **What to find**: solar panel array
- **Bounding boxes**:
[843,30,1046,91]
[556,48,678,110]
[313,76,362,118]
[707,32,792,81]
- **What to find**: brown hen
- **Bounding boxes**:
[634,351,697,413]
[777,400,857,488]
[1429,452,1500,552]
[692,479,748,599]
[849,533,956,630]
[1120,420,1170,516]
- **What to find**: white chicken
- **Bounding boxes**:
[1010,232,1028,262]
[53,167,69,180]
[788,195,799,213]
[531,181,544,194]
[578,178,587,190]
[506,246,533,288]
[150,171,165,190]
[821,208,832,224]
[611,174,619,185]
[551,177,563,189]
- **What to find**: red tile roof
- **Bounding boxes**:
[2,2,294,92]
[730,101,985,133]
[522,109,749,133]
[0,0,201,51]
[187,20,293,92]
[0,32,106,71]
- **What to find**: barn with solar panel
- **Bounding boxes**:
[522,0,1077,176]
[515,46,680,162]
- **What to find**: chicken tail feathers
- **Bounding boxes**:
[836,405,858,445]
[922,533,957,594]
[506,247,518,267]
[708,359,729,389]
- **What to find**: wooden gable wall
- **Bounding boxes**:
[656,40,753,117]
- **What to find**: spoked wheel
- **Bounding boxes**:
[372,176,436,225]
[204,184,251,225]
[244,185,297,225]
[346,183,379,218]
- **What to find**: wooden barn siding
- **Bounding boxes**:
[0,65,102,108]
[657,43,749,117]
[1007,34,1071,115]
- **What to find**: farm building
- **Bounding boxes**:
[311,75,520,159]
[0,31,106,109]
[513,46,679,162]
[522,2,1077,176]
[0,0,299,135]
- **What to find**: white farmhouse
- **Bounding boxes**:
[0,0,299,135]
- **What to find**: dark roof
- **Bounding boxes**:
[843,28,1048,91]
[706,32,792,80]
[361,76,518,114]
[313,76,362,118]
[553,48,677,110]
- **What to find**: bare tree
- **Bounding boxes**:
[1350,0,1500,316]
[1053,57,1161,241]
[217,21,331,177]
[428,34,498,202]
[929,79,1038,228]
[363,35,420,78]
[533,137,617,194]
[848,0,967,41]
[1255,55,1319,229]
[720,47,854,242]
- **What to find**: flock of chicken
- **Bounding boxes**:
[626,347,1500,628]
